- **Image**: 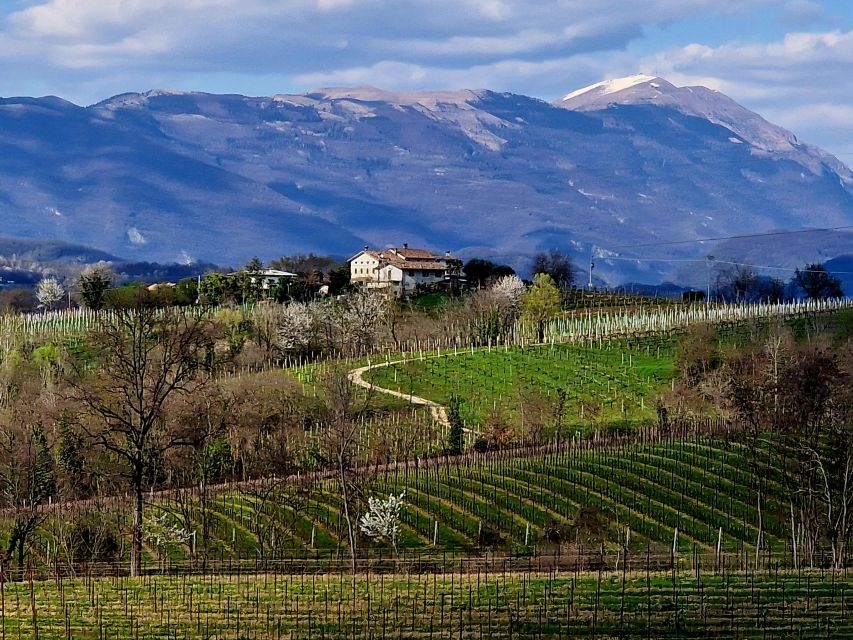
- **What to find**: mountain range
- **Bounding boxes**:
[1,75,852,284]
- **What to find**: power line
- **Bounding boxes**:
[602,255,853,275]
[606,225,853,251]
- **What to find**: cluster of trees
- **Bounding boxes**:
[13,255,354,315]
[712,262,844,303]
[462,259,515,289]
[0,293,424,578]
[197,257,350,306]
[463,250,577,292]
[0,264,577,578]
[671,323,853,568]
[15,247,582,317]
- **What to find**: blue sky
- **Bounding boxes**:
[2,0,853,156]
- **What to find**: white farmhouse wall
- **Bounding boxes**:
[350,252,380,281]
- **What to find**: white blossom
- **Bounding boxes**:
[359,491,405,553]
[338,289,387,356]
[277,301,316,352]
[490,274,526,307]
[145,513,192,552]
[35,276,65,311]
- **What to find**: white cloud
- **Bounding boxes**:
[0,0,775,79]
[295,54,621,95]
[127,227,147,245]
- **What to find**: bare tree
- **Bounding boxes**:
[169,388,235,569]
[71,300,215,577]
[252,302,285,360]
[317,367,373,570]
[0,421,55,580]
[727,337,853,569]
[531,250,575,289]
[793,263,844,300]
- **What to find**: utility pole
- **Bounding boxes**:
[588,247,595,290]
[706,255,715,303]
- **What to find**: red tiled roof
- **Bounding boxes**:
[378,254,448,271]
[348,246,449,266]
[390,247,441,260]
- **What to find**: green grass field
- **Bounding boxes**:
[365,342,675,428]
[6,568,853,638]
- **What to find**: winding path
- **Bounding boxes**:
[347,299,853,429]
[348,357,451,427]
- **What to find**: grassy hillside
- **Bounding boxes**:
[365,341,675,428]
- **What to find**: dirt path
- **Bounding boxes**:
[348,357,450,427]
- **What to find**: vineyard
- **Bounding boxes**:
[12,431,799,570]
[3,299,853,637]
[4,565,853,638]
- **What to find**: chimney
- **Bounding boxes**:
[363,245,369,251]
[445,251,451,258]
[403,242,408,250]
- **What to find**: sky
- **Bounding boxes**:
[1,0,853,157]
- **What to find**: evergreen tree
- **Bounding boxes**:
[56,415,85,496]
[78,264,115,311]
[447,395,465,455]
[32,422,57,501]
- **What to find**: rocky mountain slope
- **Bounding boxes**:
[1,78,851,284]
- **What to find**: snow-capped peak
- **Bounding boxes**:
[556,74,822,160]
[561,74,658,102]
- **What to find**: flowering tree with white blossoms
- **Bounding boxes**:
[277,302,317,353]
[36,276,65,311]
[338,289,387,356]
[490,274,526,308]
[359,491,406,554]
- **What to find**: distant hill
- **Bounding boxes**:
[0,235,223,287]
[0,236,118,264]
[1,79,852,284]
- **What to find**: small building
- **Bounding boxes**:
[147,282,176,292]
[348,244,458,296]
[253,269,298,291]
[235,269,298,292]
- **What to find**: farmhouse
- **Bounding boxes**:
[348,244,458,296]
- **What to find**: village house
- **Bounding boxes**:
[348,244,458,296]
[250,269,298,292]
